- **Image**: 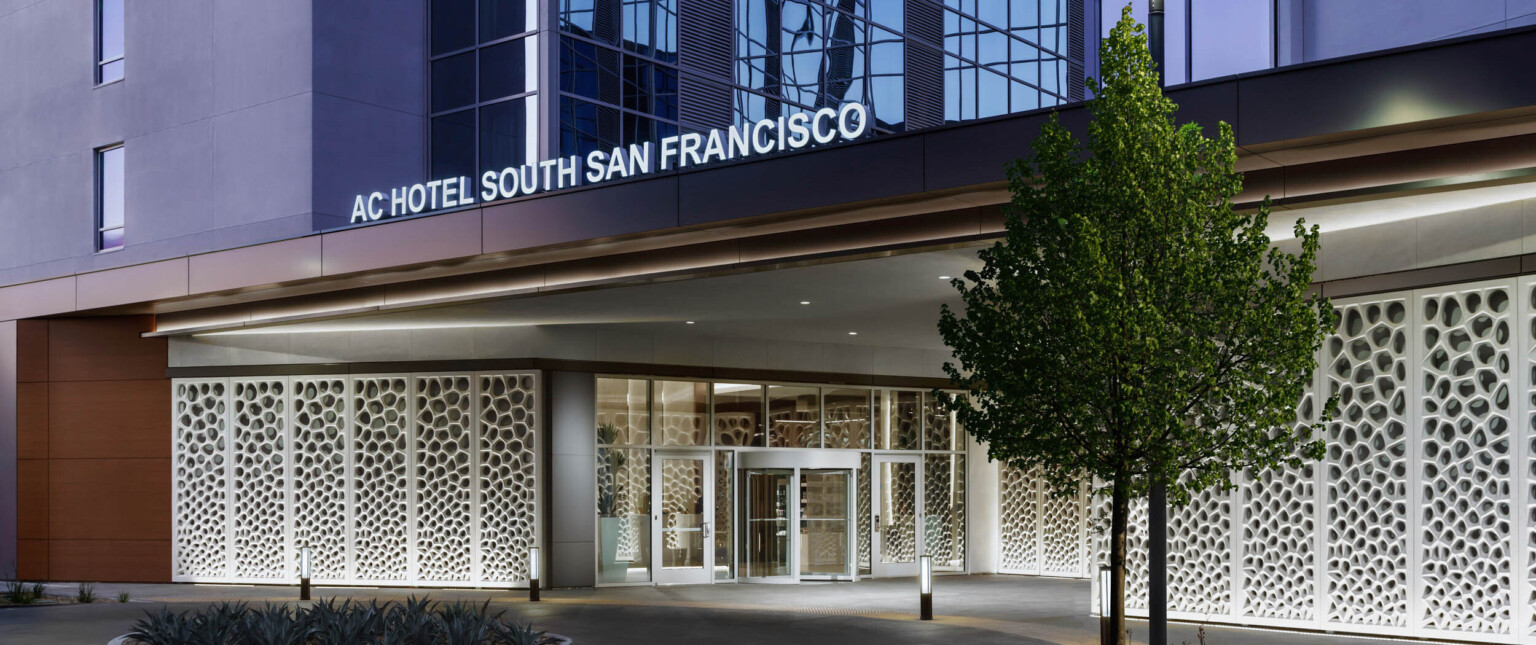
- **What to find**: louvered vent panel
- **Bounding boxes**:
[593,0,621,44]
[1067,0,1085,101]
[598,105,621,146]
[678,0,735,129]
[680,74,734,131]
[679,0,733,80]
[905,0,945,130]
[598,47,621,105]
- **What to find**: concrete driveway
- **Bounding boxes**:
[0,575,1429,645]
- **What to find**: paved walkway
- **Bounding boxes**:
[0,575,1428,645]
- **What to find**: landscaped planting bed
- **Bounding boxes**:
[123,597,567,645]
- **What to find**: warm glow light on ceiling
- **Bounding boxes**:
[197,321,535,336]
[1267,181,1536,242]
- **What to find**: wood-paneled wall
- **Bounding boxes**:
[16,316,170,582]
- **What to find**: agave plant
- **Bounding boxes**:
[186,601,248,645]
[237,603,312,645]
[77,582,97,603]
[308,598,384,645]
[126,607,195,645]
[495,619,550,645]
[437,600,503,645]
[379,595,439,645]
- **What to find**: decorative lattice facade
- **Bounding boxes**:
[1008,279,1536,643]
[171,372,540,587]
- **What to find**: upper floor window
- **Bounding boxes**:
[97,0,124,84]
[430,0,539,183]
[97,145,124,252]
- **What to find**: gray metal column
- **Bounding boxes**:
[549,371,597,587]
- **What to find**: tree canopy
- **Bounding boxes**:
[937,7,1332,511]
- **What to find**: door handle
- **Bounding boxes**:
[703,522,711,538]
[874,514,881,531]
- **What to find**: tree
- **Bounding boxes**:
[936,8,1332,643]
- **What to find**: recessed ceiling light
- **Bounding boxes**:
[800,301,811,305]
[686,321,695,325]
[939,275,951,280]
[848,331,858,336]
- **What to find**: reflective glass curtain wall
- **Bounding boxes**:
[556,0,1083,156]
[430,0,541,182]
[558,0,681,157]
[941,0,1074,121]
[735,0,1077,131]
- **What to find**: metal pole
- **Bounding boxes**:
[1149,0,1166,82]
[1146,4,1171,643]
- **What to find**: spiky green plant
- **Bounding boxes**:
[495,619,550,645]
[4,578,34,604]
[379,595,439,645]
[308,598,383,645]
[187,601,248,645]
[237,603,312,645]
[438,600,503,645]
[126,607,195,645]
[76,582,96,603]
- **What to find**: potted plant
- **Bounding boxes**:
[596,427,631,584]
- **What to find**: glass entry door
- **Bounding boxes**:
[799,470,854,579]
[740,469,797,583]
[871,454,924,577]
[652,451,714,585]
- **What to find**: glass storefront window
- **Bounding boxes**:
[655,380,708,446]
[597,377,649,445]
[594,376,967,585]
[768,385,820,448]
[824,388,872,449]
[924,393,955,451]
[879,390,921,450]
[857,452,871,575]
[713,383,763,446]
[715,450,735,580]
[597,447,652,583]
[924,453,966,570]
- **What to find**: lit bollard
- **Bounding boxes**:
[299,546,312,601]
[529,546,541,602]
[919,554,933,620]
[1098,565,1112,645]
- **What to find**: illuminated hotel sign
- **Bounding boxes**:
[350,102,870,224]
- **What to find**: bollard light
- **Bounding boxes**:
[918,554,933,620]
[529,546,541,602]
[1098,565,1113,645]
[299,546,312,601]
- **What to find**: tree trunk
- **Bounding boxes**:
[1110,478,1129,645]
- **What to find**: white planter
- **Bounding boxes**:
[598,517,628,584]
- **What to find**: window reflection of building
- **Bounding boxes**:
[560,0,681,156]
